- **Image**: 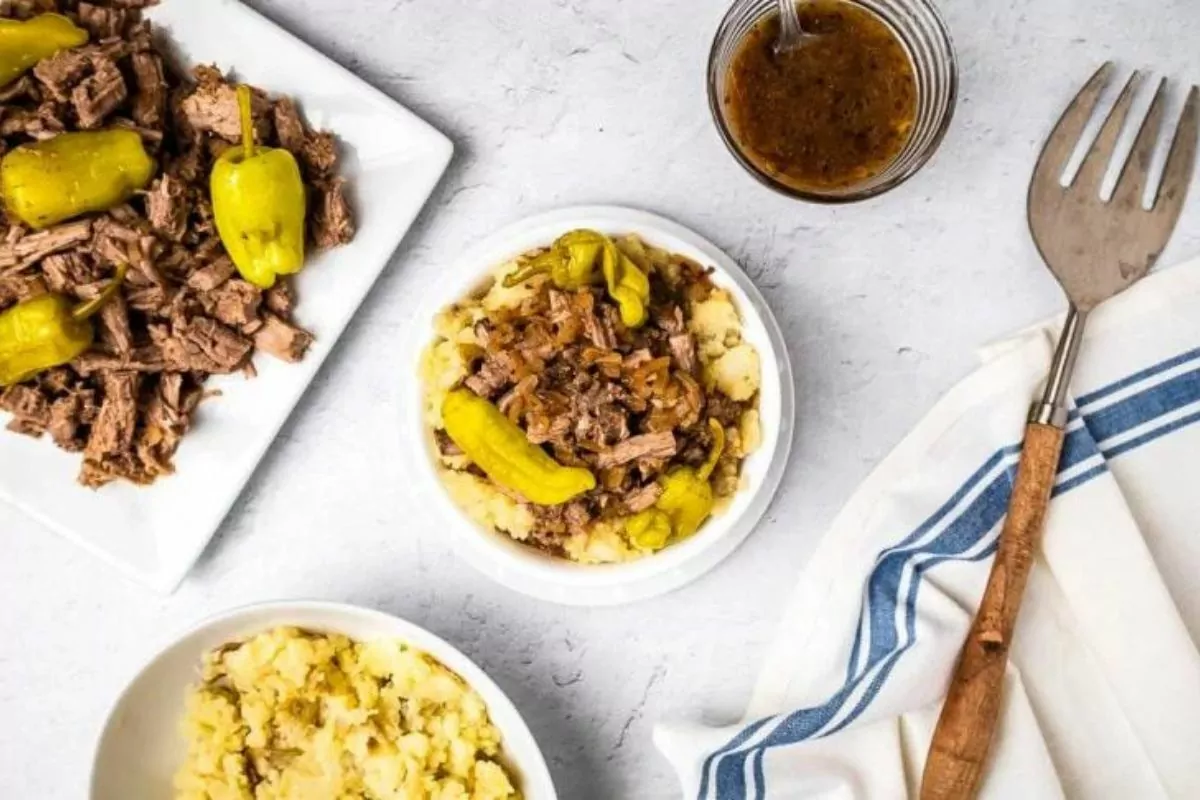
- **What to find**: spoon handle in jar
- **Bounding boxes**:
[776,0,804,48]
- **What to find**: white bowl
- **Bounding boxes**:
[90,601,557,799]
[404,206,795,606]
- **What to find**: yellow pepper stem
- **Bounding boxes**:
[72,263,128,321]
[698,418,726,481]
[502,256,553,288]
[236,84,255,159]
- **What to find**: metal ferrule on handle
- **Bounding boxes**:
[1029,306,1087,428]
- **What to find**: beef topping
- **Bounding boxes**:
[163,317,252,373]
[178,65,271,142]
[48,392,87,451]
[33,49,91,102]
[447,246,754,545]
[71,54,127,128]
[0,74,34,104]
[130,50,166,128]
[41,252,100,293]
[202,278,261,327]
[253,313,313,363]
[186,256,236,292]
[84,371,139,459]
[310,177,355,249]
[623,482,663,513]
[97,293,134,354]
[145,174,188,241]
[0,384,50,434]
[264,278,294,317]
[0,273,47,305]
[0,220,92,271]
[0,2,355,487]
[76,2,133,38]
[595,432,677,469]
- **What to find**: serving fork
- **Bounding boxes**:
[921,64,1199,800]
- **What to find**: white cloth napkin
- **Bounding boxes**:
[656,257,1200,799]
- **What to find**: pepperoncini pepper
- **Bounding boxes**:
[211,85,307,289]
[1,130,155,229]
[0,14,89,88]
[505,229,606,291]
[626,419,726,550]
[600,239,650,328]
[0,264,127,386]
[442,388,596,505]
[504,229,650,328]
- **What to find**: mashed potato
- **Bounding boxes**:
[440,469,535,541]
[174,628,520,800]
[688,289,762,402]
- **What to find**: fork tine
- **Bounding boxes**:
[1149,86,1199,225]
[1074,71,1142,193]
[1111,78,1167,209]
[1031,62,1114,188]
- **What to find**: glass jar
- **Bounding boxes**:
[707,0,958,203]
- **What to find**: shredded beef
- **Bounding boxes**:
[130,50,165,127]
[623,482,663,513]
[146,174,188,241]
[668,333,697,374]
[0,384,50,435]
[33,49,91,102]
[0,1,355,487]
[274,97,340,181]
[464,356,511,399]
[76,2,133,38]
[0,273,46,304]
[97,293,133,354]
[71,54,127,128]
[0,102,65,140]
[134,371,201,478]
[311,177,355,249]
[72,346,165,375]
[163,317,252,373]
[84,370,139,459]
[445,245,757,547]
[264,279,294,317]
[0,74,34,104]
[202,278,261,327]
[253,313,313,363]
[48,391,87,451]
[595,432,677,469]
[178,65,271,142]
[186,255,235,292]
[273,97,306,154]
[41,252,99,293]
[301,131,338,177]
[0,220,92,271]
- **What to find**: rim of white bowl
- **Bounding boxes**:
[89,600,557,799]
[402,206,796,606]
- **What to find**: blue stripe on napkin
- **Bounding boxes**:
[699,346,1200,800]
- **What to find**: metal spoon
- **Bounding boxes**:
[774,0,807,55]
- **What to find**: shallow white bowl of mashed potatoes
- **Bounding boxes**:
[90,601,556,800]
[405,206,795,606]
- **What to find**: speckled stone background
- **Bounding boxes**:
[5,1,1200,798]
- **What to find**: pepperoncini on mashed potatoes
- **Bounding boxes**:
[174,627,521,800]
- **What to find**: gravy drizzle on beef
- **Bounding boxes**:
[0,0,357,487]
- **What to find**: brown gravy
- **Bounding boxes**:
[722,0,917,193]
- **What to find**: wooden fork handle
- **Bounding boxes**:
[920,422,1065,800]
